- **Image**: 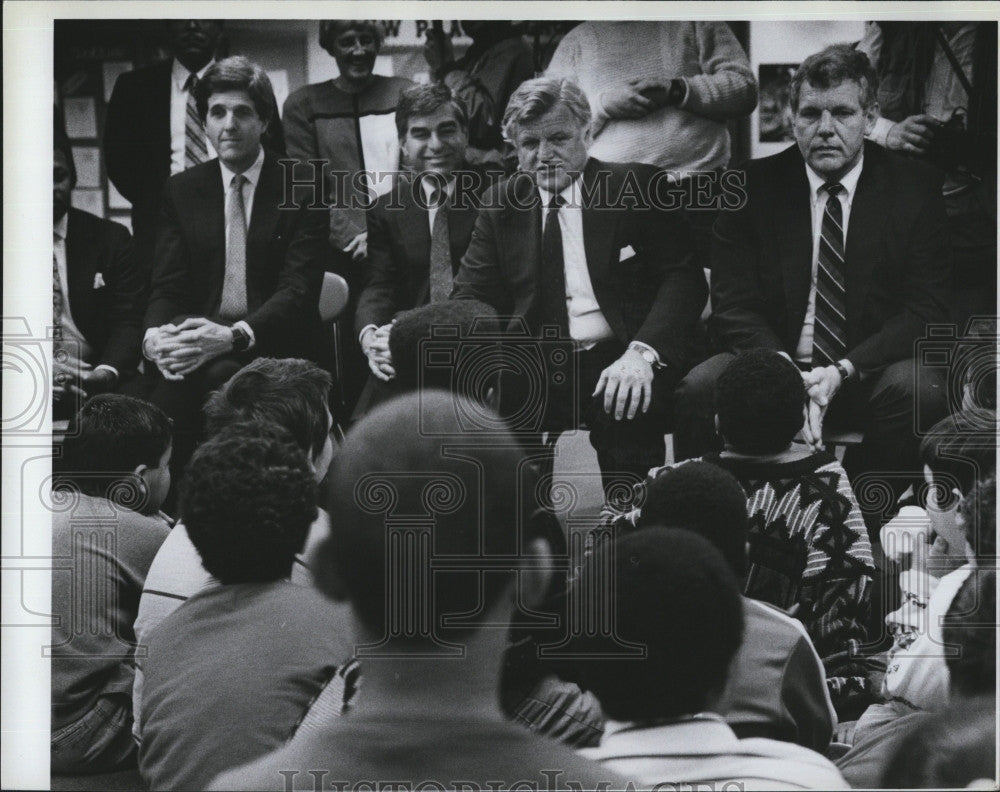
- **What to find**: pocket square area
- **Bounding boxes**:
[93,273,106,289]
[618,245,637,262]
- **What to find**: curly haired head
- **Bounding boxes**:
[716,349,806,455]
[181,422,318,584]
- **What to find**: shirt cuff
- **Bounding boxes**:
[676,77,691,109]
[233,320,256,350]
[359,324,378,345]
[628,341,662,366]
[94,364,119,383]
[869,117,894,148]
[142,328,159,361]
[838,358,857,379]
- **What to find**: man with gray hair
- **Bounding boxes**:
[453,76,706,493]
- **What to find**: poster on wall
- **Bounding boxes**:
[758,63,798,142]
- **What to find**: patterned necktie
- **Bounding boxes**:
[813,182,847,366]
[52,247,64,343]
[539,193,569,335]
[219,174,248,320]
[427,187,452,303]
[184,73,208,169]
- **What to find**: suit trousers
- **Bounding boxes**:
[674,352,949,532]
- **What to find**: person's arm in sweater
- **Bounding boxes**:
[681,22,759,122]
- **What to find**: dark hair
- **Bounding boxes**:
[880,699,996,789]
[943,567,996,699]
[194,55,277,129]
[716,350,806,455]
[315,391,545,639]
[790,44,878,112]
[58,394,172,500]
[579,528,744,721]
[203,358,332,462]
[918,409,998,498]
[637,461,749,577]
[395,83,469,140]
[181,422,317,584]
[54,118,76,187]
[318,20,385,55]
[960,475,996,559]
[388,299,499,394]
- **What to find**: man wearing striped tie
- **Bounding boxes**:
[142,56,327,498]
[104,20,223,267]
[675,45,951,527]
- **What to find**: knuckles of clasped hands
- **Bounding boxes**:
[148,317,233,380]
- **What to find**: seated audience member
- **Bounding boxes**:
[211,392,625,791]
[879,408,997,652]
[838,566,997,788]
[674,45,951,526]
[357,83,495,391]
[50,395,173,773]
[609,349,876,718]
[859,474,996,740]
[137,423,352,791]
[637,461,837,753]
[52,131,144,416]
[132,358,338,730]
[143,55,327,490]
[578,529,847,790]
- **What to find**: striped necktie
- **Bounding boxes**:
[184,73,209,169]
[427,186,452,303]
[219,174,248,320]
[812,182,847,366]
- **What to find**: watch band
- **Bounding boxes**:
[834,361,851,382]
[231,326,251,353]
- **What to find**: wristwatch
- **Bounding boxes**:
[833,361,852,382]
[667,78,686,106]
[628,342,662,369]
[231,326,251,353]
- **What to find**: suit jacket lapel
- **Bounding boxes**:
[64,210,94,328]
[398,182,431,278]
[502,172,543,289]
[773,149,814,341]
[844,147,886,346]
[153,61,173,173]
[246,154,282,309]
[448,194,478,274]
[582,158,617,292]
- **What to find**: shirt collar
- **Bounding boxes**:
[537,175,582,209]
[219,147,265,190]
[172,58,214,91]
[419,175,456,202]
[54,213,69,241]
[598,715,737,756]
[805,154,864,203]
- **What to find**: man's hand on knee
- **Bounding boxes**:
[593,348,653,421]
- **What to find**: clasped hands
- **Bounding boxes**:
[801,365,844,451]
[361,323,395,382]
[147,317,235,380]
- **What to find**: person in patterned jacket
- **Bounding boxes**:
[605,349,877,719]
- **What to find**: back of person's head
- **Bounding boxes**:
[960,475,996,560]
[203,357,332,469]
[880,698,997,789]
[194,55,277,129]
[182,422,317,584]
[943,567,995,700]
[315,391,548,641]
[636,461,749,577]
[790,44,878,112]
[395,83,469,139]
[58,394,172,513]
[716,349,806,455]
[579,528,744,721]
[388,299,499,396]
[919,409,998,496]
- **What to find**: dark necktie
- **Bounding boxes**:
[219,174,248,320]
[813,182,847,366]
[539,194,569,335]
[427,187,452,303]
[184,73,208,169]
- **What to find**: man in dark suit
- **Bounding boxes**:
[675,45,951,507]
[103,20,223,265]
[452,77,706,490]
[52,134,144,415]
[143,56,327,486]
[357,83,497,388]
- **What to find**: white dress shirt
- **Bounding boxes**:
[793,157,864,374]
[170,59,216,176]
[537,178,616,348]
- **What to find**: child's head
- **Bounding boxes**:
[715,350,806,455]
[59,394,173,514]
[919,409,997,557]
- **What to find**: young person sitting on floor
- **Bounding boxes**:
[605,348,876,719]
[51,394,173,774]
